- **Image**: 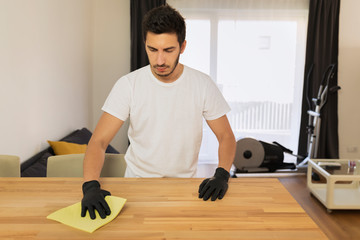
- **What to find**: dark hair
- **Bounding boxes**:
[142,4,186,46]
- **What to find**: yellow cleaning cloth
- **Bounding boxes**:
[47,196,126,233]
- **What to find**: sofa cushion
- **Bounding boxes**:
[47,141,87,155]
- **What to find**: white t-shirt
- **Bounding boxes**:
[102,65,230,177]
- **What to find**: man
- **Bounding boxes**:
[81,4,236,220]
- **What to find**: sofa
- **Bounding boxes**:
[20,128,119,177]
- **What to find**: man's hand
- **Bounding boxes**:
[198,167,230,201]
[81,180,111,219]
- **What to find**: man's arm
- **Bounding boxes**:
[206,115,236,171]
[81,112,124,219]
[198,115,236,201]
[83,112,124,181]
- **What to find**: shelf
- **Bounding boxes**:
[307,159,360,211]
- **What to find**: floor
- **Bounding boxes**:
[197,164,360,240]
[280,176,360,240]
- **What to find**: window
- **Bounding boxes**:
[169,0,309,164]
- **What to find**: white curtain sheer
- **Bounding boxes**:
[168,0,309,164]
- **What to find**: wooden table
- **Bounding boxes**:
[0,178,327,239]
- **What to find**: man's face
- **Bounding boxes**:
[145,32,186,82]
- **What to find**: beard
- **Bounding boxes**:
[152,54,180,78]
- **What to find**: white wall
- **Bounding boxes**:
[91,0,130,154]
[338,0,360,158]
[0,0,92,162]
[0,0,130,163]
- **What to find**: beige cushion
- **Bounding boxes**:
[47,153,126,177]
[0,155,20,177]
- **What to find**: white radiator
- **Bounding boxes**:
[228,102,292,132]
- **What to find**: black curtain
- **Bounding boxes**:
[298,0,341,160]
[130,0,166,71]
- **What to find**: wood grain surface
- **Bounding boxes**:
[0,178,327,239]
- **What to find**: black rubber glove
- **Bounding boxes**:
[198,167,230,201]
[81,180,111,220]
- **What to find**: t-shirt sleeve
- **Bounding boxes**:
[101,77,131,121]
[203,80,231,120]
